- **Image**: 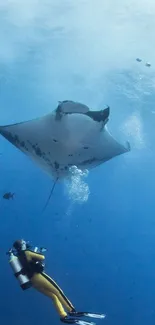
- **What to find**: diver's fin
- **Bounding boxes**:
[42,177,58,213]
[81,313,105,319]
[85,106,110,124]
[61,317,95,325]
[75,321,95,325]
[69,312,105,319]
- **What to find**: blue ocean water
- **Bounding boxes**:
[0,1,155,325]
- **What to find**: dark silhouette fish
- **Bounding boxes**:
[3,192,15,200]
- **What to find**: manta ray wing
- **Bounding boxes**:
[0,113,64,178]
[75,127,130,170]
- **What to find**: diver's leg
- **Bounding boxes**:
[31,273,67,318]
[31,272,75,312]
[51,293,68,318]
[41,272,75,312]
[31,273,102,324]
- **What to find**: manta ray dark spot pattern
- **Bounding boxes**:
[82,158,97,165]
[2,131,20,147]
[8,132,25,151]
[27,140,43,158]
[43,155,51,163]
[5,132,14,143]
[20,141,25,147]
[54,161,59,170]
[14,135,20,143]
[34,147,42,157]
[19,140,29,151]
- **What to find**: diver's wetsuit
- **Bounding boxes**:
[18,250,75,319]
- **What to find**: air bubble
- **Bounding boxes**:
[64,165,90,203]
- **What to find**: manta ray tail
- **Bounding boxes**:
[42,177,59,213]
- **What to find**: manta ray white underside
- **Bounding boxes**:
[0,100,130,180]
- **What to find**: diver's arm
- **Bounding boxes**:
[25,250,45,261]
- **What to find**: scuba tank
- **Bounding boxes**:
[7,244,47,290]
[8,250,32,290]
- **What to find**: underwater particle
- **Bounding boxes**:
[136,58,142,62]
[145,62,151,67]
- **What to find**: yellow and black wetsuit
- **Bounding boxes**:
[18,250,75,319]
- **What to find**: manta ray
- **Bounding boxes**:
[0,100,130,209]
[0,100,130,177]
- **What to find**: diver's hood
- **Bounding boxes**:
[13,239,27,251]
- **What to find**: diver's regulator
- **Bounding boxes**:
[7,245,46,290]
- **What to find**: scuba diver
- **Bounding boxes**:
[7,239,105,325]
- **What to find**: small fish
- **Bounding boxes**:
[145,62,151,67]
[136,58,142,62]
[3,192,15,200]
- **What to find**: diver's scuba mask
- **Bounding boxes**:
[20,240,27,251]
[8,240,47,255]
